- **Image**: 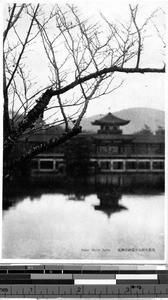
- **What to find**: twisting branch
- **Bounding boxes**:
[6,126,82,169]
[50,65,165,98]
[4,63,166,151]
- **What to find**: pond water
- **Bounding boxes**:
[2,177,165,260]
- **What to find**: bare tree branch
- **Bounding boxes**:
[3,3,165,181]
[4,126,82,183]
[129,5,141,68]
[3,4,25,42]
[5,5,39,91]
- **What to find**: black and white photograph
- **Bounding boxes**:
[2,1,166,260]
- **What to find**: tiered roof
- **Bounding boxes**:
[92,112,130,126]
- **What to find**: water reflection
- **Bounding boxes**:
[3,173,164,212]
[95,188,127,217]
[68,194,85,201]
[2,173,165,260]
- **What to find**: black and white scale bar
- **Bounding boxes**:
[1,274,168,285]
[0,280,74,285]
[0,273,161,282]
[7,270,44,274]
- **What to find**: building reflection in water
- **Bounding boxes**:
[94,187,127,218]
[68,194,85,201]
[3,172,164,213]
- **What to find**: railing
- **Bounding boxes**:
[31,157,165,173]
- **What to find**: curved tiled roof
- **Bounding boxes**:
[92,112,130,126]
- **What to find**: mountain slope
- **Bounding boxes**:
[81,108,165,134]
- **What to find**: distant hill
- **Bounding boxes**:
[81,108,165,134]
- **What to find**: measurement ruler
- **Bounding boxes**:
[0,284,168,298]
[0,265,167,298]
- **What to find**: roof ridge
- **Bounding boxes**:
[92,112,130,126]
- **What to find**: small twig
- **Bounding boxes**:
[3,4,25,42]
[129,5,141,68]
[6,4,39,91]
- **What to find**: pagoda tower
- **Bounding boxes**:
[92,112,130,135]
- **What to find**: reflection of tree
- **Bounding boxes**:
[3,179,89,211]
[3,174,164,212]
[3,200,15,211]
[94,187,127,217]
[3,186,44,211]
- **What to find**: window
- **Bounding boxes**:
[98,145,119,155]
[55,161,65,170]
[152,161,164,170]
[138,161,150,170]
[108,146,119,154]
[126,161,137,170]
[99,146,108,155]
[113,161,123,170]
[152,145,165,154]
[32,160,38,169]
[40,160,54,170]
[100,161,111,170]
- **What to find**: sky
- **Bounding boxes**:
[71,1,166,116]
[2,1,166,120]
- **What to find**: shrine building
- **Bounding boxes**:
[30,112,165,174]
